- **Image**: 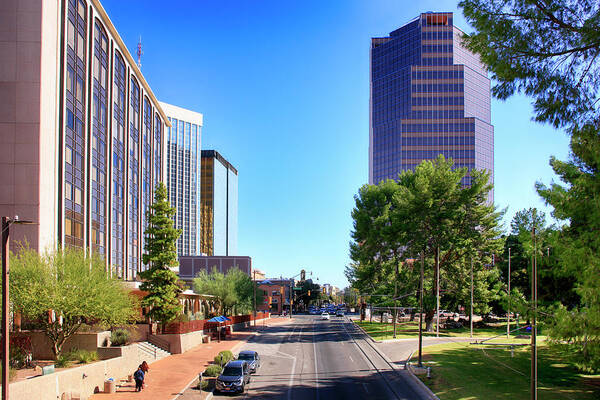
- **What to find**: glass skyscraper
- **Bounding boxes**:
[160,102,203,256]
[369,12,494,200]
[200,150,238,256]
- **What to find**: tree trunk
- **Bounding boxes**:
[425,310,435,332]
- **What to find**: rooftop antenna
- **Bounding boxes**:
[136,36,143,69]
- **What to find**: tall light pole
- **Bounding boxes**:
[2,216,34,400]
[436,247,440,338]
[418,252,424,367]
[507,247,511,338]
[470,256,473,339]
[531,228,538,400]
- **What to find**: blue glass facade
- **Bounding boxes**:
[162,103,203,256]
[370,12,494,200]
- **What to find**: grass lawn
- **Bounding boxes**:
[414,342,600,400]
[355,320,531,340]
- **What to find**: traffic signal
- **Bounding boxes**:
[301,269,306,281]
[308,290,311,296]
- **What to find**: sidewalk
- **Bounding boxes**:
[90,318,290,400]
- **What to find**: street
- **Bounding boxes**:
[214,315,427,400]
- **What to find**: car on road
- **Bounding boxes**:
[321,312,330,320]
[237,350,260,373]
[215,360,251,394]
[336,310,345,317]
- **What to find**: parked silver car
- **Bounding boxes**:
[237,350,260,373]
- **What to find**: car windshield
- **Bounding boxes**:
[238,354,254,360]
[221,367,243,376]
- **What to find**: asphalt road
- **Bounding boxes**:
[214,315,428,400]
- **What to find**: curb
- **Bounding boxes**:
[404,365,440,400]
[350,319,382,343]
[172,322,268,400]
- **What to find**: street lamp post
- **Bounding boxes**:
[418,252,424,367]
[2,216,34,400]
[470,256,473,339]
[253,270,257,327]
[507,247,511,338]
[531,228,538,400]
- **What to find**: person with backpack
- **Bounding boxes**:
[134,365,145,392]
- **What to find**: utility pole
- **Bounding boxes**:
[418,252,424,367]
[436,246,440,338]
[470,256,473,339]
[289,280,293,319]
[2,216,34,400]
[507,247,511,338]
[531,228,537,400]
[2,217,10,400]
[393,263,398,338]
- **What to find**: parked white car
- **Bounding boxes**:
[321,312,330,320]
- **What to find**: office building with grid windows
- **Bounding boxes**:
[369,12,494,200]
[0,0,168,280]
[200,150,238,256]
[159,102,203,256]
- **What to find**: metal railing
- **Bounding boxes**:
[148,334,171,353]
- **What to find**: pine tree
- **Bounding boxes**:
[139,182,183,329]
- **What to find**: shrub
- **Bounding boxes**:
[203,364,222,377]
[55,354,72,368]
[197,379,212,391]
[10,347,28,369]
[72,349,98,364]
[214,350,234,367]
[110,328,130,346]
[173,313,190,323]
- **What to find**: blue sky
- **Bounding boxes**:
[101,0,570,289]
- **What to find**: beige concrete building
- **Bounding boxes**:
[0,0,169,280]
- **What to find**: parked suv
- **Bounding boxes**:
[215,360,251,394]
[237,350,260,373]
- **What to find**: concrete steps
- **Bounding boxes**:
[137,341,171,361]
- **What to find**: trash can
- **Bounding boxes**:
[104,378,116,393]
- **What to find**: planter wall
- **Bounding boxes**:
[9,343,146,400]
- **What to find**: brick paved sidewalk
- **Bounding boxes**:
[90,318,290,400]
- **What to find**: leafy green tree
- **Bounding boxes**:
[296,279,322,306]
[10,247,138,358]
[460,1,600,370]
[193,268,261,315]
[459,0,600,130]
[536,132,600,372]
[140,182,183,329]
[349,156,503,330]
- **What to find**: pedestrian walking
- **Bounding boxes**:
[141,360,149,389]
[134,365,145,392]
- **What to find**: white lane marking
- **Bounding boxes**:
[288,355,297,400]
[349,355,354,363]
[313,319,320,400]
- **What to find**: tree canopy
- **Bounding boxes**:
[193,268,262,316]
[460,0,600,130]
[460,0,600,372]
[348,156,503,330]
[10,247,138,358]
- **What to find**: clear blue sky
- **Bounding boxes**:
[102,0,570,289]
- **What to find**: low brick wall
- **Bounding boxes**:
[13,331,111,360]
[154,330,205,354]
[9,343,148,400]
